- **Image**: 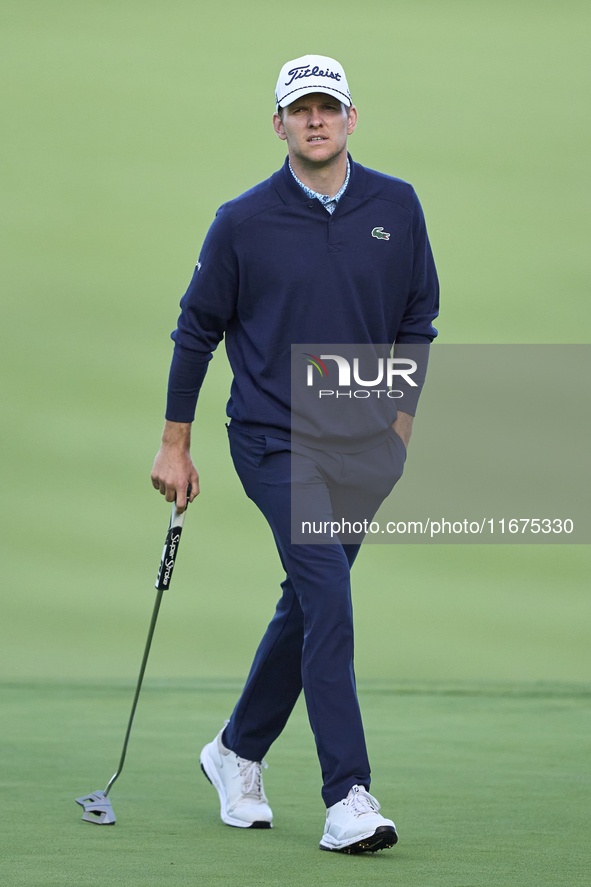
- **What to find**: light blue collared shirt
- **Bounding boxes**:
[289,158,350,214]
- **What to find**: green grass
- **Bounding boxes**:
[0,1,590,884]
[2,680,590,886]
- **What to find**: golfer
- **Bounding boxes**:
[151,54,439,853]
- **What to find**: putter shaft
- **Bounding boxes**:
[104,586,165,795]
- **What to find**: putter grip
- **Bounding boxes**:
[155,500,188,591]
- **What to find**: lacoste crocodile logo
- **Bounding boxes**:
[371,227,390,240]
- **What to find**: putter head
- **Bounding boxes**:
[76,791,116,825]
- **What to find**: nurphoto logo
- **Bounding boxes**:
[303,352,418,398]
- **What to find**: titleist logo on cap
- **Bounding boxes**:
[275,54,352,108]
[284,64,342,87]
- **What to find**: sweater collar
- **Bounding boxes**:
[273,153,364,205]
[288,158,350,213]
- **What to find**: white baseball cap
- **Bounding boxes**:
[275,55,352,109]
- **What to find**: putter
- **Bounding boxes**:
[76,490,191,825]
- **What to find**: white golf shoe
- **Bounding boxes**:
[200,728,273,829]
[319,785,398,853]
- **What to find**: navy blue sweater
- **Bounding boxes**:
[166,155,439,440]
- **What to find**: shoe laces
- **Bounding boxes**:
[346,785,381,816]
[236,756,268,798]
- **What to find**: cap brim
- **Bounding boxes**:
[277,84,351,109]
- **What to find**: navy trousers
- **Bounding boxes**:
[222,423,406,807]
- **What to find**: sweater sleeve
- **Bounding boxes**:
[392,190,438,415]
[395,189,439,345]
[165,207,239,422]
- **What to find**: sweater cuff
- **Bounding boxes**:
[395,333,433,345]
[165,344,212,423]
[392,342,430,416]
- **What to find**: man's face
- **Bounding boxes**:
[273,92,357,166]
